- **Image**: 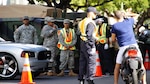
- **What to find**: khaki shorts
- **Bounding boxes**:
[116,43,143,64]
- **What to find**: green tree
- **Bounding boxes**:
[27,0,149,13]
[28,0,150,29]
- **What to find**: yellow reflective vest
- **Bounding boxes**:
[57,28,76,50]
[95,23,107,44]
[78,18,98,41]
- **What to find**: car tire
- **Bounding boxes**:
[0,53,18,79]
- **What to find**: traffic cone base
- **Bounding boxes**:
[144,50,150,70]
[19,53,36,84]
[19,71,35,84]
[95,66,102,77]
[94,51,102,77]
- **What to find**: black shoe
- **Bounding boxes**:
[102,72,106,75]
[109,73,114,75]
[79,80,84,84]
[87,80,94,84]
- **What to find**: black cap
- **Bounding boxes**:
[87,7,99,14]
[95,18,104,24]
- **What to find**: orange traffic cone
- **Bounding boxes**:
[144,50,150,70]
[94,51,102,77]
[19,53,36,84]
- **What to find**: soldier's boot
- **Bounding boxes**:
[57,70,64,76]
[47,71,53,76]
[68,69,78,76]
[52,71,57,76]
[39,72,47,76]
[51,67,57,76]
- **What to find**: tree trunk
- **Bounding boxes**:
[43,0,53,7]
[28,0,35,4]
[135,8,150,34]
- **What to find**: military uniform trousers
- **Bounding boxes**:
[59,50,75,70]
[47,46,58,70]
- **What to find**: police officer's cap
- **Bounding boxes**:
[23,16,29,20]
[63,19,70,24]
[95,18,104,23]
[87,7,99,14]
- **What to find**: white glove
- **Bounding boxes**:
[109,38,113,48]
[104,43,109,50]
[90,48,96,55]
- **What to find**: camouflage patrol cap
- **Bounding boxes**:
[47,17,55,22]
[63,19,70,24]
[23,16,29,20]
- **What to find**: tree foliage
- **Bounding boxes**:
[28,0,150,29]
[27,0,149,13]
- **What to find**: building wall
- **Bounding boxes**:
[0,0,28,5]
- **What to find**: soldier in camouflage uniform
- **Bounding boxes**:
[40,17,59,76]
[57,19,77,76]
[14,16,38,44]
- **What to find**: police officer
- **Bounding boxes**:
[14,16,38,44]
[40,17,58,76]
[57,19,77,76]
[78,7,98,84]
[138,24,150,62]
[95,17,114,75]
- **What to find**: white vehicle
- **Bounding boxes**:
[0,37,51,79]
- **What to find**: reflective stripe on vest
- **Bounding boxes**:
[95,23,107,44]
[79,18,97,41]
[57,28,76,50]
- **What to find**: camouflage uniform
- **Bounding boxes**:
[58,30,77,70]
[41,24,58,61]
[14,24,38,44]
[57,19,77,76]
[40,24,59,75]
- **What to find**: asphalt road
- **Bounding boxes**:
[1,71,150,84]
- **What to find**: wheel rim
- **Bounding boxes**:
[0,55,18,78]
